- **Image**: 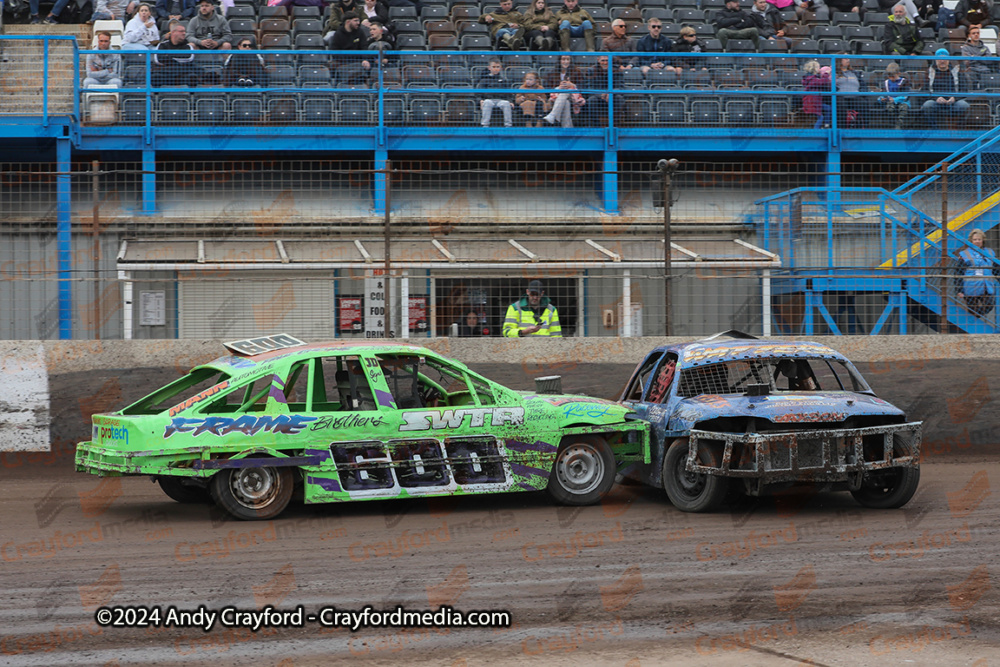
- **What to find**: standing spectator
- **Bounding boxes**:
[878,61,910,128]
[94,0,137,21]
[154,22,201,86]
[957,0,992,27]
[515,70,550,125]
[715,0,760,51]
[123,4,161,50]
[477,57,514,127]
[156,0,196,31]
[632,18,675,75]
[962,24,994,88]
[522,0,558,51]
[555,0,595,52]
[749,0,790,47]
[802,60,831,128]
[502,280,562,337]
[673,25,707,70]
[836,57,866,127]
[83,32,123,88]
[922,48,971,128]
[479,0,526,50]
[882,3,924,55]
[187,0,232,50]
[359,0,389,27]
[955,228,999,317]
[223,36,267,86]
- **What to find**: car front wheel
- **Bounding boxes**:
[662,439,729,512]
[851,433,920,509]
[210,465,294,520]
[547,435,616,506]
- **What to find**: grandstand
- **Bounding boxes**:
[2,0,1000,341]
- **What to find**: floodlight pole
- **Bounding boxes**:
[659,158,679,336]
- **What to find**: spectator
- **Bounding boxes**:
[602,18,634,72]
[502,279,562,337]
[477,57,514,127]
[324,0,362,38]
[522,0,558,51]
[515,70,550,126]
[826,0,862,16]
[957,0,992,27]
[749,0,790,47]
[543,52,585,88]
[878,0,919,19]
[366,19,395,51]
[555,0,595,52]
[672,25,708,70]
[916,0,942,26]
[33,0,75,24]
[94,0,137,21]
[479,0,526,50]
[632,18,675,75]
[359,0,389,26]
[715,0,760,51]
[922,48,971,128]
[955,228,999,317]
[187,0,232,50]
[154,22,201,86]
[543,77,585,126]
[122,4,161,50]
[836,57,866,127]
[583,54,619,126]
[802,60,831,128]
[223,36,267,86]
[962,24,993,87]
[878,61,910,129]
[330,11,371,83]
[459,310,488,336]
[767,0,829,21]
[83,32,123,88]
[882,3,924,55]
[155,0,196,31]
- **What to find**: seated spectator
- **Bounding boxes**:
[366,19,395,51]
[673,25,708,70]
[583,54,619,126]
[331,12,372,84]
[123,4,162,50]
[878,61,911,129]
[32,0,74,24]
[187,0,232,50]
[882,3,924,55]
[602,19,634,72]
[922,48,971,128]
[767,0,829,19]
[515,70,549,125]
[359,0,389,27]
[523,0,558,51]
[962,25,993,88]
[543,52,585,88]
[479,0,526,51]
[827,0,862,16]
[715,0,760,51]
[555,0,595,51]
[84,32,123,88]
[155,0,196,32]
[802,60,831,128]
[957,0,992,27]
[94,0,138,21]
[916,0,942,26]
[154,22,201,86]
[223,37,267,86]
[750,0,790,47]
[632,18,675,75]
[543,78,585,126]
[836,57,866,127]
[477,57,514,127]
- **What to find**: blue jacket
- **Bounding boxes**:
[632,34,673,68]
[156,0,196,21]
[957,245,999,296]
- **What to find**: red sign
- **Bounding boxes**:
[338,296,363,332]
[409,296,428,331]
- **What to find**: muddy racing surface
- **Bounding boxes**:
[2,360,998,665]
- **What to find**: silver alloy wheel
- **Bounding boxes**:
[555,443,605,495]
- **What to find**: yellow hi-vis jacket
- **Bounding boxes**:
[502,297,563,337]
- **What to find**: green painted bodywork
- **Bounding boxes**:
[76,342,649,504]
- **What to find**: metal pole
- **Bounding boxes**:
[92,160,101,340]
[940,162,949,333]
[384,160,392,338]
[659,158,679,336]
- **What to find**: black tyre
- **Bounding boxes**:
[850,433,920,509]
[547,435,616,506]
[662,439,730,513]
[157,476,212,504]
[210,465,294,520]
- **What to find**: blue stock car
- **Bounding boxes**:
[619,332,921,512]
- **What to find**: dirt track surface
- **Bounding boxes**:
[2,360,999,666]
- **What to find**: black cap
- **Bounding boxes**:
[527,280,544,293]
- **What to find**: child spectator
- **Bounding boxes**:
[803,60,831,128]
[477,57,514,127]
[515,70,550,126]
[878,62,910,129]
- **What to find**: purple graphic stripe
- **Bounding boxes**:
[506,439,558,454]
[375,389,394,408]
[308,475,343,493]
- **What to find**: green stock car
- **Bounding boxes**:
[76,335,649,521]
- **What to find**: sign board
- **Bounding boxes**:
[364,275,388,338]
[338,296,363,332]
[223,333,306,356]
[409,296,428,332]
[139,290,166,326]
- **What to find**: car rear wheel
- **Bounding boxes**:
[850,433,920,509]
[157,476,211,504]
[663,439,729,512]
[547,435,615,506]
[210,465,294,520]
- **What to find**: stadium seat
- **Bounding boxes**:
[120,94,147,124]
[403,65,437,87]
[673,8,706,23]
[689,97,722,125]
[617,95,653,126]
[429,34,459,50]
[759,99,791,126]
[259,18,291,35]
[398,34,428,50]
[194,92,227,124]
[301,94,335,123]
[299,65,332,86]
[725,98,756,126]
[461,34,491,50]
[291,6,320,19]
[439,65,473,87]
[389,6,417,20]
[266,94,298,123]
[339,95,373,124]
[421,6,449,22]
[645,69,679,88]
[229,18,256,35]
[445,97,478,125]
[266,65,296,86]
[231,93,264,123]
[156,95,190,124]
[227,5,254,18]
[259,6,288,18]
[656,98,687,125]
[291,19,323,36]
[381,95,406,124]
